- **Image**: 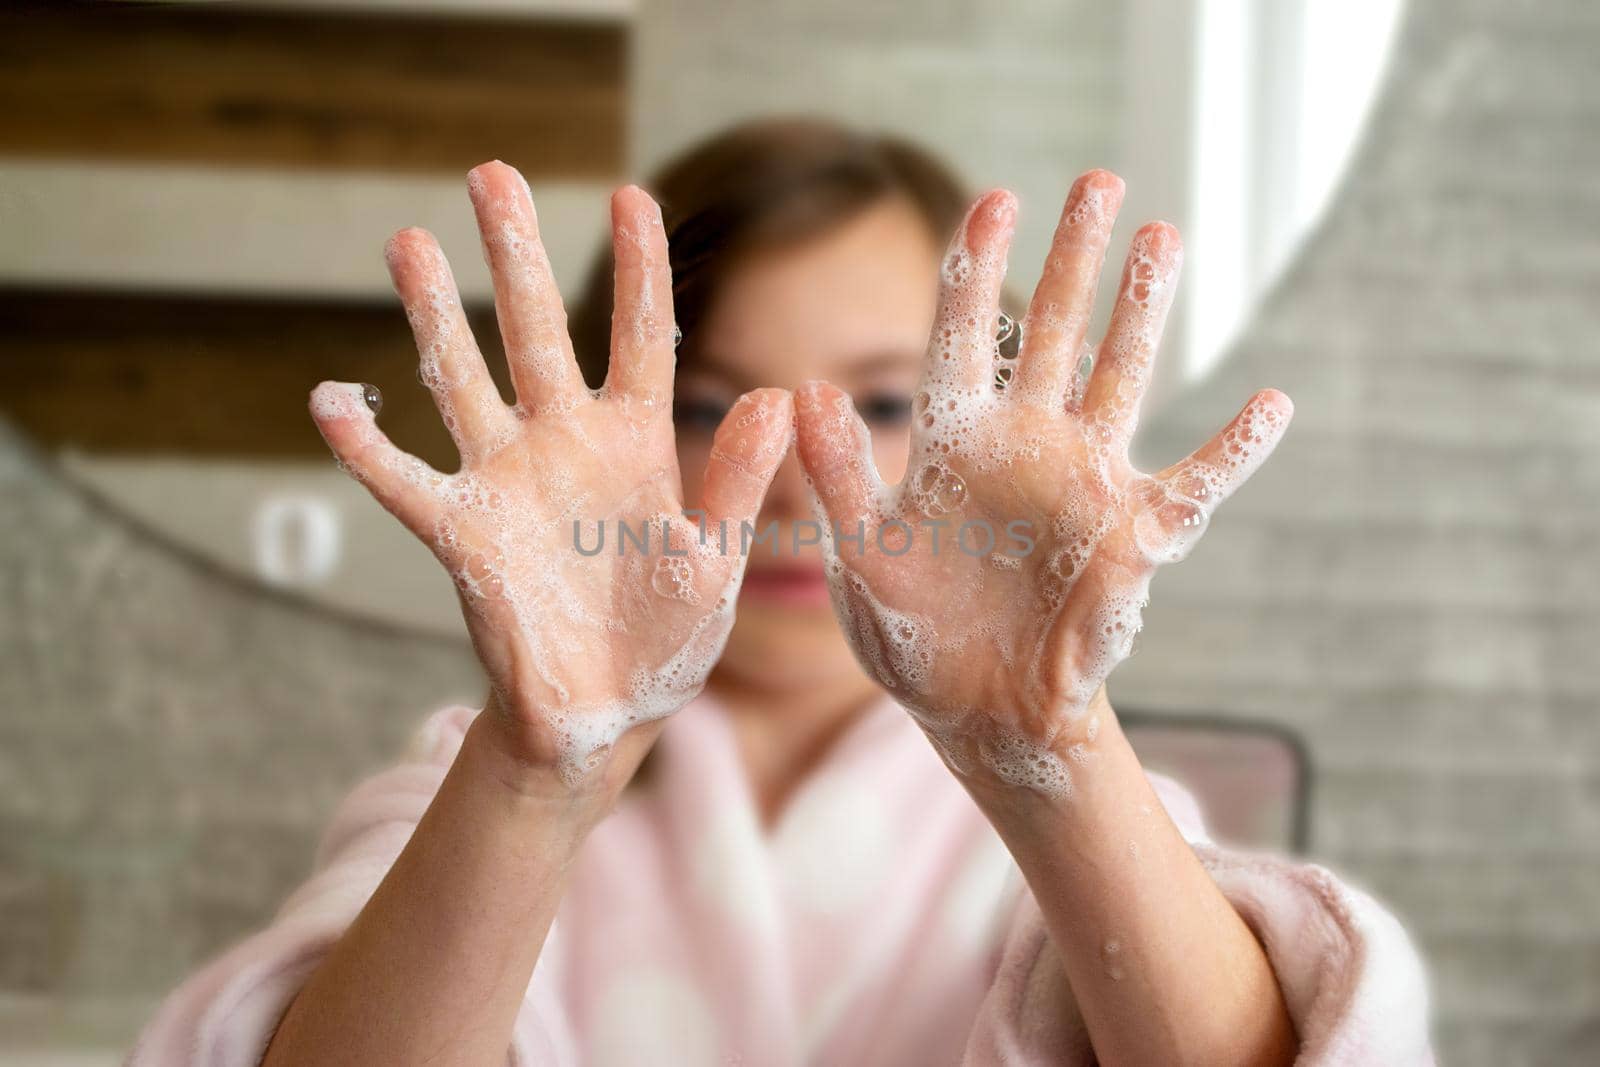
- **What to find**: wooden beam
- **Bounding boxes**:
[0,2,625,177]
[0,288,554,469]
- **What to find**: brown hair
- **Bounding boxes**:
[569,117,970,387]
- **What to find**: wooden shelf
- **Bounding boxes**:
[0,287,554,467]
[0,2,626,177]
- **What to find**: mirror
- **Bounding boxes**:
[1,0,1404,636]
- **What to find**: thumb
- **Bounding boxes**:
[793,380,884,531]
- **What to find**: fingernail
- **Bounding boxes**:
[795,380,829,413]
[965,190,1017,253]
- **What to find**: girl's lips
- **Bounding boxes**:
[740,565,832,607]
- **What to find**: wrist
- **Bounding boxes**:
[956,687,1135,817]
[459,704,615,832]
[466,687,664,821]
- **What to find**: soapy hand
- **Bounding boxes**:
[794,171,1291,798]
[310,161,790,789]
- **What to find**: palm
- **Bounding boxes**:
[310,163,789,782]
[423,403,729,714]
[796,172,1290,793]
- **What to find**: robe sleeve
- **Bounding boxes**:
[124,705,576,1067]
[962,773,1434,1066]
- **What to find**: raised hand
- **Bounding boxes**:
[794,171,1291,798]
[309,162,791,790]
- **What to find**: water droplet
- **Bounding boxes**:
[671,323,684,348]
[361,383,384,415]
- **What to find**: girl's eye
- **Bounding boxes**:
[855,391,913,426]
[673,398,730,434]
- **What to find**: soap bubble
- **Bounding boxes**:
[1068,343,1095,407]
[995,311,1022,361]
[650,556,696,602]
[912,463,968,516]
[361,383,384,415]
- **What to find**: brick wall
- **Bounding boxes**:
[0,422,485,1042]
[1114,1,1600,1061]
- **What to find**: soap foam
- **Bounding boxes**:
[804,198,1287,802]
[446,466,748,784]
[317,383,775,788]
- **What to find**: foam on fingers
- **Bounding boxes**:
[605,184,677,404]
[702,387,794,529]
[384,227,516,462]
[793,380,883,529]
[1191,388,1293,492]
[465,160,588,410]
[1154,389,1294,517]
[1013,169,1125,409]
[1080,221,1183,447]
[925,190,1018,394]
[308,381,441,535]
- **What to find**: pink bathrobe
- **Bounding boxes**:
[128,695,1433,1065]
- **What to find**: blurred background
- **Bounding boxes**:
[0,0,1594,1064]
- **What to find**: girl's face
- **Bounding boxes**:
[675,196,942,693]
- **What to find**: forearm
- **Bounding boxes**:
[965,694,1297,1067]
[262,709,600,1067]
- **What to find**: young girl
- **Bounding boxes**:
[131,120,1431,1066]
